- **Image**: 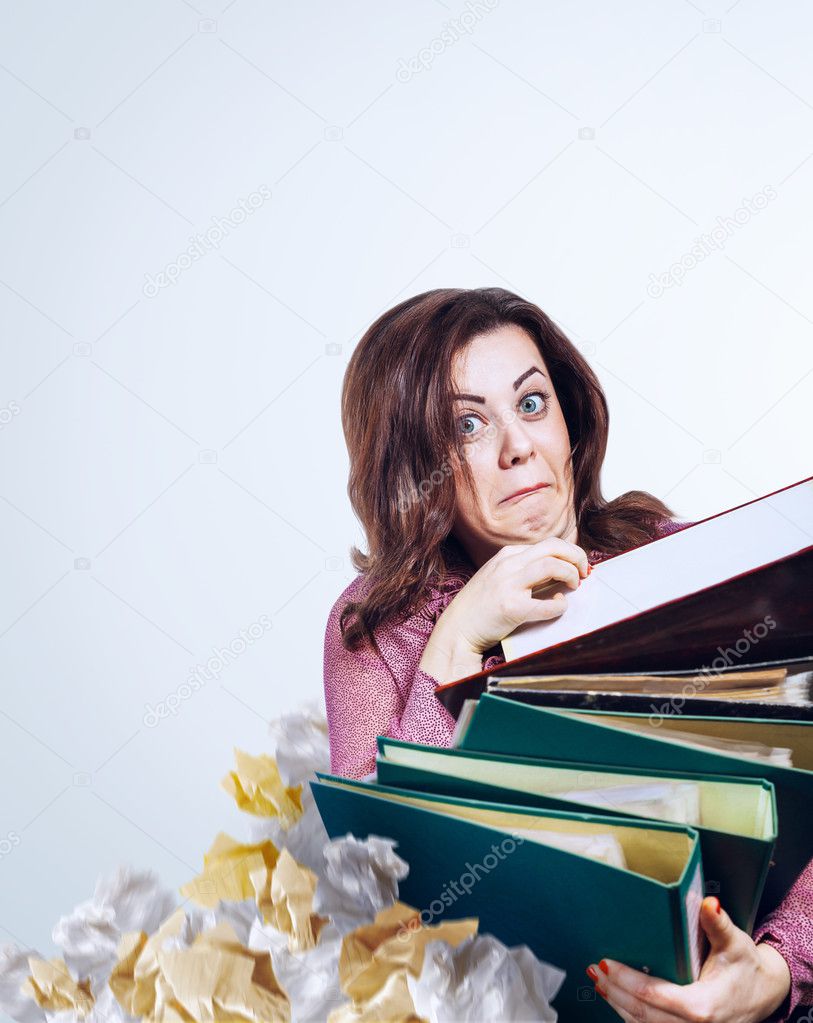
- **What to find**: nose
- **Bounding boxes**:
[497,416,536,468]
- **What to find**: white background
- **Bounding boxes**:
[0,0,810,967]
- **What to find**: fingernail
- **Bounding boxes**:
[586,966,598,982]
[709,896,721,915]
[599,960,609,975]
[596,986,608,999]
[587,564,592,574]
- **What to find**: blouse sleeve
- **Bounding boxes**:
[752,859,813,1020]
[323,594,457,780]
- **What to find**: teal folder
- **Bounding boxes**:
[376,736,776,933]
[459,693,813,915]
[312,774,706,1023]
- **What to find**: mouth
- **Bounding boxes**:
[500,482,551,505]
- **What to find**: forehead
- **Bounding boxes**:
[451,324,545,389]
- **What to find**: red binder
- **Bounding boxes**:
[436,477,813,719]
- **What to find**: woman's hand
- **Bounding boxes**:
[418,537,589,684]
[585,896,791,1023]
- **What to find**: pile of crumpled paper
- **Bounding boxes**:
[0,701,565,1022]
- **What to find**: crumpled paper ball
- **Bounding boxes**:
[249,918,344,1022]
[222,748,303,824]
[0,946,46,1022]
[314,834,409,935]
[51,867,176,987]
[407,933,565,1022]
[108,914,290,1021]
[246,704,332,874]
[268,699,331,787]
[22,957,94,1018]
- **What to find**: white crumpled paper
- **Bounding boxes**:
[0,946,46,1022]
[249,702,332,873]
[268,699,331,787]
[249,918,345,1022]
[314,834,409,935]
[407,933,566,1023]
[51,867,176,987]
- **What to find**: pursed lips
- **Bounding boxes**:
[500,482,551,504]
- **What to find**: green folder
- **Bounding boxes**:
[459,693,813,915]
[312,773,706,1023]
[376,736,776,934]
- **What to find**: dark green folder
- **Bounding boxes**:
[459,693,813,915]
[376,736,776,934]
[312,773,705,1023]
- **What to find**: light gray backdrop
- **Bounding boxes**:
[1,0,811,969]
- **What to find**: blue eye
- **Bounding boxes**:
[520,391,550,415]
[459,414,482,437]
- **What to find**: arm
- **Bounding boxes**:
[752,858,813,1021]
[323,593,457,780]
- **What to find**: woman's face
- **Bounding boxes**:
[449,324,577,568]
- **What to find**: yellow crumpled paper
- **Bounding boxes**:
[108,912,290,1021]
[180,833,280,908]
[256,846,330,951]
[23,957,95,1017]
[329,901,478,1022]
[222,749,303,825]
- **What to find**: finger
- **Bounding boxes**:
[519,554,582,593]
[505,537,589,579]
[699,896,736,955]
[518,592,568,622]
[601,983,686,1023]
[589,960,692,1020]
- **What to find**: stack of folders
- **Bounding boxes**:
[313,480,813,1020]
[312,700,813,1021]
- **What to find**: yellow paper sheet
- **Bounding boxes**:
[222,748,303,825]
[257,846,330,950]
[180,833,280,908]
[334,901,477,1020]
[24,957,95,1016]
[108,916,291,1022]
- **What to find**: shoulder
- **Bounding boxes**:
[324,571,464,648]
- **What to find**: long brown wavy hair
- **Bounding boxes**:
[339,287,674,651]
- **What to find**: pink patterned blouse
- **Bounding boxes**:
[323,520,812,1018]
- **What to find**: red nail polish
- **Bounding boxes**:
[586,966,598,982]
[596,986,608,999]
[599,960,609,975]
[711,897,722,915]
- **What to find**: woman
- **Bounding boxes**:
[323,287,812,1021]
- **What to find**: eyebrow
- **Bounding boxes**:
[453,366,546,404]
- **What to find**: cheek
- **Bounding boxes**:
[534,416,571,468]
[452,461,491,522]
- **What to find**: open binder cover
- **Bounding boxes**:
[459,694,813,917]
[312,774,706,1021]
[436,476,813,719]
